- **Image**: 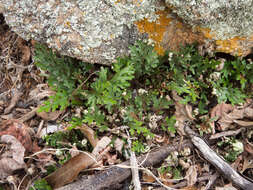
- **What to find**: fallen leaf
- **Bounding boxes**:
[4,89,22,114]
[210,103,234,132]
[244,141,253,156]
[244,107,253,118]
[241,156,253,173]
[92,136,111,156]
[0,120,33,152]
[233,120,253,127]
[36,109,64,121]
[0,135,26,180]
[185,165,198,187]
[45,152,96,189]
[172,91,194,135]
[142,170,156,183]
[211,103,253,131]
[215,183,237,190]
[27,84,55,104]
[210,102,234,120]
[78,125,99,148]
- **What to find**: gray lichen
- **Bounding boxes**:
[165,0,253,40]
[0,0,165,64]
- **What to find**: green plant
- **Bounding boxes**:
[34,43,93,112]
[29,179,52,190]
[217,137,244,162]
[35,41,252,155]
[44,129,86,164]
[167,44,253,113]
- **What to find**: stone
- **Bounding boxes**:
[165,0,253,56]
[0,0,252,64]
[0,0,205,64]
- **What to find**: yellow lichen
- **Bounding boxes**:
[135,10,172,55]
[196,27,250,56]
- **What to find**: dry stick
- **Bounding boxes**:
[210,128,244,140]
[184,125,253,190]
[204,172,219,190]
[56,141,192,190]
[126,130,141,190]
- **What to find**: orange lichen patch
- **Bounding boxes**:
[215,36,246,56]
[196,26,253,56]
[135,9,205,55]
[196,27,215,39]
[135,10,172,55]
[65,21,71,28]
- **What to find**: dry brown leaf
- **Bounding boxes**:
[210,102,234,120]
[172,91,194,135]
[211,103,253,131]
[45,136,113,189]
[0,135,26,180]
[210,102,234,132]
[233,120,253,127]
[215,183,237,190]
[28,84,55,103]
[78,125,99,148]
[4,89,22,114]
[241,156,253,173]
[142,171,156,183]
[185,165,198,187]
[244,142,253,156]
[244,107,253,117]
[179,187,198,190]
[0,120,33,152]
[45,153,97,189]
[92,136,111,156]
[36,110,64,121]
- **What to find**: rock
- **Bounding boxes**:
[0,0,204,64]
[0,0,252,64]
[165,0,253,56]
[0,0,164,64]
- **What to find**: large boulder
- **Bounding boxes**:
[1,0,253,64]
[165,0,253,56]
[0,0,204,64]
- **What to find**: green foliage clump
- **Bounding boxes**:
[34,41,252,152]
[217,137,244,162]
[29,179,52,190]
[167,45,253,113]
[44,129,86,164]
[35,43,94,112]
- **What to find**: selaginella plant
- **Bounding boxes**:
[34,41,252,152]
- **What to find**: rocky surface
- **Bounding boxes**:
[1,0,253,64]
[0,0,165,64]
[165,0,253,56]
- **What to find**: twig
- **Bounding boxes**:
[210,128,244,139]
[4,89,22,114]
[204,172,219,190]
[56,141,192,190]
[126,130,141,190]
[184,123,253,190]
[71,71,98,96]
[18,107,38,122]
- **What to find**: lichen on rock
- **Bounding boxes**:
[165,0,253,40]
[0,0,165,64]
[165,0,253,56]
